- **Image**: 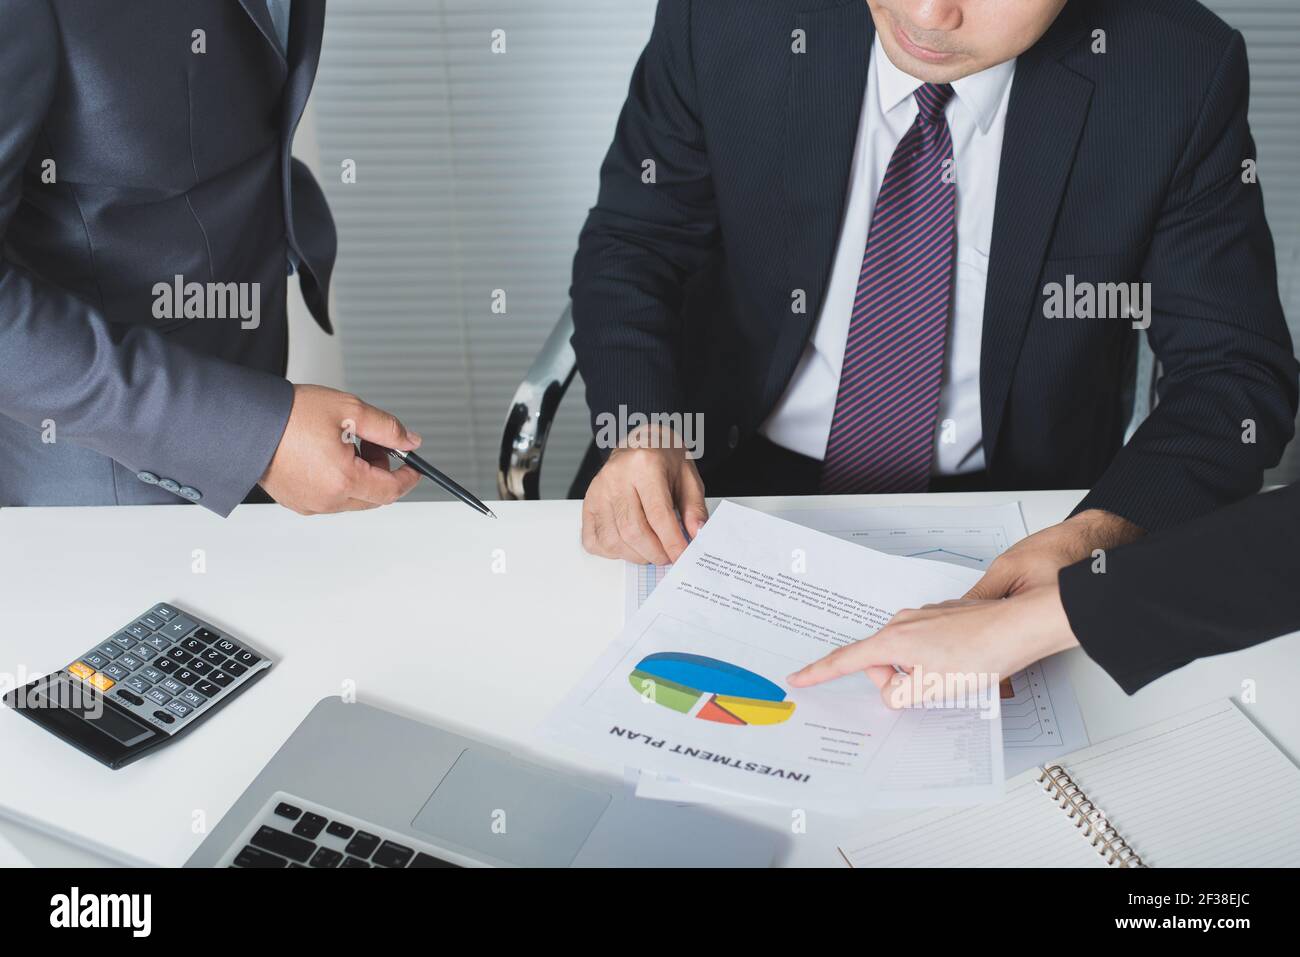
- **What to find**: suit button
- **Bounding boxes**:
[158,478,180,493]
[727,425,740,449]
[136,471,159,485]
[178,486,202,502]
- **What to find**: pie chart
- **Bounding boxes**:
[628,652,796,726]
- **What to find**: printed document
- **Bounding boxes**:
[543,502,1005,813]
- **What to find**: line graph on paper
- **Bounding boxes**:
[623,502,1089,774]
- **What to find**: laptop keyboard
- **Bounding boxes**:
[220,792,464,868]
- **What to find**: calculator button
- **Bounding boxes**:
[139,614,164,631]
[180,637,205,654]
[123,676,151,695]
[200,648,225,666]
[326,821,354,840]
[142,633,171,651]
[222,660,248,677]
[371,841,414,868]
[192,628,219,644]
[309,847,343,868]
[166,647,191,664]
[118,653,143,671]
[344,831,380,858]
[83,651,108,669]
[86,673,115,692]
[110,633,136,649]
[152,710,175,724]
[145,688,171,706]
[232,650,261,667]
[179,689,206,708]
[67,661,96,681]
[128,622,155,640]
[132,644,158,661]
[211,638,239,656]
[274,802,302,820]
[159,678,184,696]
[139,666,165,684]
[95,643,121,660]
[161,616,196,639]
[165,700,193,719]
[102,663,131,681]
[174,669,199,686]
[187,659,212,676]
[151,605,178,621]
[116,690,145,707]
[207,670,234,688]
[194,680,220,697]
[154,658,178,674]
[292,812,327,840]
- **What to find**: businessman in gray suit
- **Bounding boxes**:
[0,0,421,516]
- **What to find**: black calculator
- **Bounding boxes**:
[2,603,273,769]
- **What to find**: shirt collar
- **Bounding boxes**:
[873,33,1015,135]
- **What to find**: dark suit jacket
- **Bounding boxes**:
[1061,482,1300,692]
[570,0,1299,532]
[0,0,336,516]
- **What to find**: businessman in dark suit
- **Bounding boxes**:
[569,0,1298,599]
[0,0,422,516]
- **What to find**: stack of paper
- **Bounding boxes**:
[541,502,1012,815]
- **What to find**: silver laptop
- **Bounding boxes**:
[187,696,783,868]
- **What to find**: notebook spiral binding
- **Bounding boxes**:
[1038,764,1146,868]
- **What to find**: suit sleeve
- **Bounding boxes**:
[1060,483,1300,694]
[1073,30,1299,532]
[0,0,293,517]
[569,0,719,433]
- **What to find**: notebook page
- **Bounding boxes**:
[839,771,1107,867]
[1058,699,1300,867]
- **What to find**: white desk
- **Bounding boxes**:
[2,491,1298,867]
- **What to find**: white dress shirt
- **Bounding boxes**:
[761,35,1016,475]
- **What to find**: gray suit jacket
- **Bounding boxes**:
[0,0,337,516]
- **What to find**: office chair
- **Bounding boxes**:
[496,304,1164,501]
[497,304,578,500]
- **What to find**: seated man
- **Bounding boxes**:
[568,0,1298,598]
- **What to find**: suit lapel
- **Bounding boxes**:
[766,0,873,410]
[980,6,1093,465]
[237,0,288,73]
[282,0,327,142]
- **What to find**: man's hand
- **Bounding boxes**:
[581,424,708,564]
[259,384,423,515]
[788,585,1080,708]
[964,509,1143,599]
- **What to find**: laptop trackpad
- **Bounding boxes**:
[411,749,611,867]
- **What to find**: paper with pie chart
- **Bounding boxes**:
[543,501,1006,812]
[626,500,1088,787]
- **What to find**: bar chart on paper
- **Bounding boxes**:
[624,502,1088,775]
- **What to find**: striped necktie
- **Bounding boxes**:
[820,82,957,494]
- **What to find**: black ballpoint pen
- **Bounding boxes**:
[385,447,497,518]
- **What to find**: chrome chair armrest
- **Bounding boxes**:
[497,304,578,500]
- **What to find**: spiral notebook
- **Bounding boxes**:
[839,699,1300,867]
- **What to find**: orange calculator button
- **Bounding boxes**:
[67,661,96,681]
[87,672,115,692]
